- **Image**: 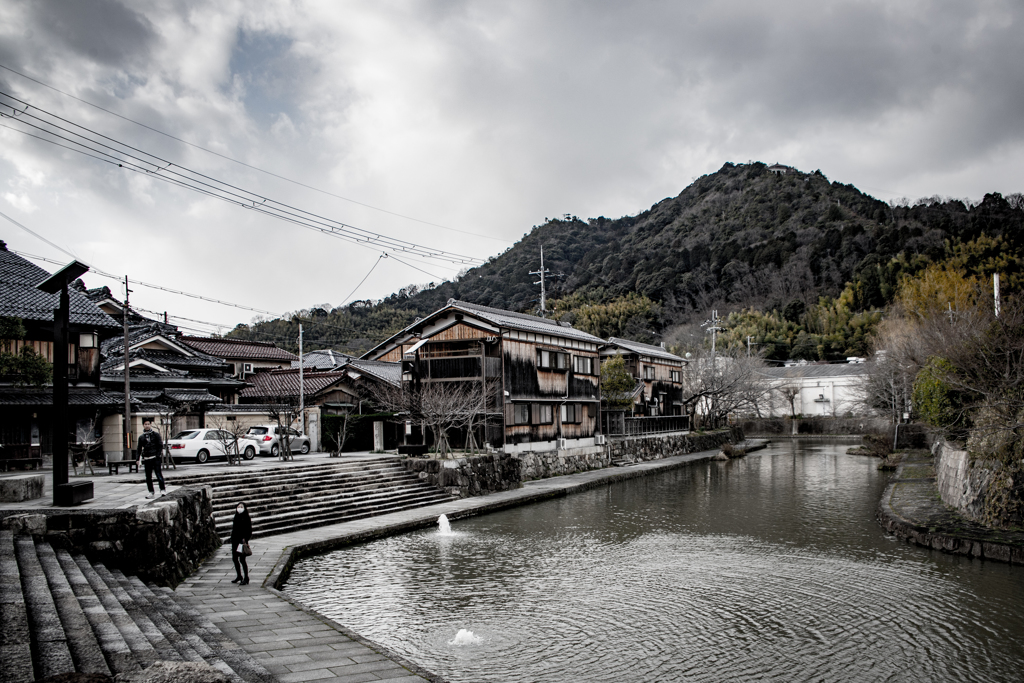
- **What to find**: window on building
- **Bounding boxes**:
[537,349,570,370]
[533,403,554,424]
[514,403,530,425]
[573,355,593,374]
[671,370,680,382]
[560,403,582,423]
[643,365,656,380]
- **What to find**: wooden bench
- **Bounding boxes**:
[107,459,139,475]
[0,444,42,472]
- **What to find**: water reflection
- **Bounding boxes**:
[285,441,1024,682]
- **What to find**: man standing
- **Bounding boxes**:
[136,419,166,499]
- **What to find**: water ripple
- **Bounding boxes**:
[286,443,1024,682]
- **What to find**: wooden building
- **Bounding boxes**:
[364,299,605,452]
[601,338,686,416]
[0,243,123,467]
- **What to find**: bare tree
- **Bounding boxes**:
[267,403,299,461]
[370,379,490,458]
[680,349,769,429]
[779,385,800,418]
[206,416,252,465]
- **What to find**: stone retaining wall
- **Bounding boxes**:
[403,429,743,498]
[611,428,739,463]
[0,486,220,586]
[934,440,999,524]
[403,453,522,498]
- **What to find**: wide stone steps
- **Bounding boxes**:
[208,468,418,506]
[163,458,405,487]
[228,488,456,538]
[197,458,457,539]
[0,530,274,682]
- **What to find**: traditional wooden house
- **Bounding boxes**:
[364,299,605,452]
[601,338,686,416]
[180,336,298,378]
[0,243,123,468]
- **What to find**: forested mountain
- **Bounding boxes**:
[228,162,1024,360]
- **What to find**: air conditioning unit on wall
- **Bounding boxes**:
[557,438,568,449]
[595,434,607,445]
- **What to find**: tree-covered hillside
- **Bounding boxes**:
[228,162,1024,358]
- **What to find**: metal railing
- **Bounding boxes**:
[607,414,690,437]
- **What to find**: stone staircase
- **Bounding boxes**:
[164,458,456,540]
[0,529,275,683]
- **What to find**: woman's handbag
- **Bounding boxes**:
[242,542,252,556]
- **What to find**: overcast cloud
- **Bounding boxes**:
[0,0,1021,334]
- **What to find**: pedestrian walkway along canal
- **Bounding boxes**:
[283,440,1024,683]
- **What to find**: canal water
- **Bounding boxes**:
[284,440,1024,682]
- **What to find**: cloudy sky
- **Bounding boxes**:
[1,0,1021,335]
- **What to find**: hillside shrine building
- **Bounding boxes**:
[364,299,605,453]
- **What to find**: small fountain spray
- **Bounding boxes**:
[449,629,482,646]
[437,514,452,535]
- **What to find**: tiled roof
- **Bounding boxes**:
[759,363,870,379]
[449,300,606,344]
[606,337,685,363]
[0,387,125,406]
[239,369,348,400]
[0,248,120,329]
[101,323,182,357]
[161,388,223,404]
[181,336,298,362]
[345,358,401,386]
[294,349,352,370]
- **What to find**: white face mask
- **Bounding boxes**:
[236,505,244,514]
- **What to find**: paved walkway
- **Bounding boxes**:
[176,448,731,683]
[878,449,1024,563]
[0,452,371,511]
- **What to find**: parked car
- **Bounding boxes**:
[243,425,312,456]
[166,429,256,464]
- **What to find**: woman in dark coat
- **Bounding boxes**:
[230,502,252,585]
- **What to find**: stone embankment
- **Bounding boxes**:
[402,429,740,498]
[877,450,1024,564]
[0,487,219,587]
[0,528,274,683]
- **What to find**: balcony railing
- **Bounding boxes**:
[605,414,690,437]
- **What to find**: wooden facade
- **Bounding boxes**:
[602,338,686,416]
[365,301,605,450]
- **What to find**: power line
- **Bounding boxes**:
[0,90,484,267]
[0,62,512,244]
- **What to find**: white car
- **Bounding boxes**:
[167,428,256,464]
[242,425,312,456]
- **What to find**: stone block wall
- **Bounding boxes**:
[403,453,522,498]
[934,440,998,524]
[611,428,738,463]
[0,487,220,586]
[516,446,610,481]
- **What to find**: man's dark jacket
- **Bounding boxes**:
[137,430,163,460]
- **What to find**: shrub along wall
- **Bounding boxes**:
[0,486,220,586]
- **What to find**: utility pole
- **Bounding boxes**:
[701,310,725,357]
[529,246,550,317]
[298,323,304,435]
[994,273,1001,318]
[123,276,133,462]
